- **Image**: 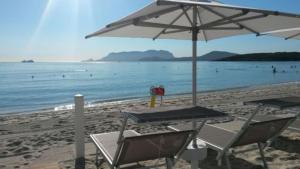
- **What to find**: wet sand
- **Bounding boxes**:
[0,82,299,169]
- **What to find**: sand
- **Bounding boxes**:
[0,82,299,169]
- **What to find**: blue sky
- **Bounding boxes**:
[0,0,300,62]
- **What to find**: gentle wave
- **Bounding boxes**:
[54,102,95,111]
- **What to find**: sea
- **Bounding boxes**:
[1,61,300,114]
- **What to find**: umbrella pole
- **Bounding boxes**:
[192,34,197,106]
[192,6,198,107]
[192,6,198,148]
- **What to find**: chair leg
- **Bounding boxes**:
[224,153,232,169]
[217,152,222,166]
[95,148,99,167]
[258,143,269,169]
[166,158,174,169]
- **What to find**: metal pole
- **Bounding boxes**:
[74,94,85,160]
[112,112,129,166]
[192,6,198,106]
[192,6,199,149]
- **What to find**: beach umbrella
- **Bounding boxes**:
[262,27,300,40]
[86,0,300,106]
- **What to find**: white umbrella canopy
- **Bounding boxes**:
[86,0,300,106]
[86,0,300,40]
[262,28,300,40]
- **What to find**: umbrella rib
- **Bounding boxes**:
[182,7,193,26]
[164,29,189,34]
[86,6,183,38]
[205,27,243,30]
[201,5,261,35]
[134,21,191,30]
[85,24,126,39]
[285,32,300,40]
[197,10,249,30]
[219,14,269,25]
[153,6,191,40]
[197,7,208,42]
[106,6,181,28]
[157,0,300,19]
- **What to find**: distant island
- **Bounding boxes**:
[83,50,300,62]
[21,60,34,63]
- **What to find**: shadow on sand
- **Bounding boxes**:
[200,149,264,169]
[75,158,85,169]
[270,135,300,154]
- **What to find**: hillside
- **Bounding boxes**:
[219,52,300,61]
[100,50,175,61]
[84,51,300,62]
[97,50,236,62]
[173,51,237,61]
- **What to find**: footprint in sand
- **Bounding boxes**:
[6,140,22,147]
[279,154,299,161]
[23,154,32,159]
[0,151,8,157]
[14,146,30,154]
[256,156,273,162]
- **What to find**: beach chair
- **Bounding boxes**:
[238,115,300,132]
[240,96,300,133]
[90,129,195,169]
[169,115,297,169]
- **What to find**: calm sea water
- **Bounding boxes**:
[1,61,300,114]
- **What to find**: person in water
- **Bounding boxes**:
[273,67,277,74]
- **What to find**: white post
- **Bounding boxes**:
[74,94,85,160]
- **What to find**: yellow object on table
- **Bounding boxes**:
[150,95,156,108]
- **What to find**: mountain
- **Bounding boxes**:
[198,51,237,61]
[172,51,237,61]
[86,51,300,62]
[100,50,175,61]
[219,52,300,61]
[99,50,236,62]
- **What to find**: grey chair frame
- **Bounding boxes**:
[169,105,298,169]
[90,113,206,169]
[238,114,300,132]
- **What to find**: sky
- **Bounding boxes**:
[0,0,300,62]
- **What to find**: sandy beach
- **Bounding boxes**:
[0,82,300,169]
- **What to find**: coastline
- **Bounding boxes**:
[0,81,299,168]
[2,81,300,116]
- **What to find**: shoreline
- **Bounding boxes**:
[1,81,300,116]
[0,81,299,169]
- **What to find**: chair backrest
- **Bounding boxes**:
[115,130,193,166]
[232,117,295,147]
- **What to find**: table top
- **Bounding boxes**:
[123,105,228,123]
[244,96,300,109]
